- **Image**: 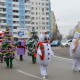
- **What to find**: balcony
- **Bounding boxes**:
[13,18,19,21]
[0,5,6,8]
[13,23,19,26]
[0,23,6,25]
[0,17,6,20]
[0,0,6,2]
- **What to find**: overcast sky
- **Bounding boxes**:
[50,0,80,36]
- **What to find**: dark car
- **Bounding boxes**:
[50,40,61,47]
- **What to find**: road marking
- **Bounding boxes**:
[16,70,48,80]
[54,55,72,61]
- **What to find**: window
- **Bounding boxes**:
[13,10,18,13]
[31,12,34,14]
[13,26,17,29]
[13,0,18,2]
[46,17,49,20]
[36,22,38,24]
[42,8,44,11]
[25,16,30,19]
[46,12,49,15]
[25,21,30,24]
[36,8,37,10]
[42,17,45,20]
[46,22,49,25]
[42,22,45,25]
[32,27,35,30]
[31,17,34,20]
[42,3,44,5]
[31,7,34,10]
[46,8,49,10]
[32,22,35,24]
[13,15,19,18]
[36,12,38,15]
[13,32,17,34]
[46,3,49,6]
[36,27,38,29]
[42,27,45,30]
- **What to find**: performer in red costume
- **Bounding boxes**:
[37,34,54,79]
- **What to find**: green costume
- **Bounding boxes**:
[27,32,38,64]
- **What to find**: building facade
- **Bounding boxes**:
[0,0,51,38]
[30,0,51,35]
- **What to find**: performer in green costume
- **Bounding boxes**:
[27,32,38,64]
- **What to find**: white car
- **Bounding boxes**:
[60,39,70,47]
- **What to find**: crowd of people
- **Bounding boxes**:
[0,27,80,79]
[0,27,54,79]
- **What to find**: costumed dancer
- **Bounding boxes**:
[16,38,26,61]
[27,33,38,64]
[1,28,16,68]
[0,31,4,63]
[70,32,80,72]
[36,34,54,79]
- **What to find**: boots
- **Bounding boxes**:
[5,58,13,68]
[20,55,23,61]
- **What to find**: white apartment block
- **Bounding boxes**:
[31,0,51,35]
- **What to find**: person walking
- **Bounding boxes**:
[70,32,80,72]
[16,38,26,61]
[36,34,54,79]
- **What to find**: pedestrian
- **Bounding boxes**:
[36,34,54,79]
[70,32,80,72]
[16,38,26,61]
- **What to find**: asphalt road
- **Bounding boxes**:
[0,47,80,80]
[52,46,71,59]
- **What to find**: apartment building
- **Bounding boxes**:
[30,0,51,35]
[0,0,51,38]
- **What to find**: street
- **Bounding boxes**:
[0,47,80,80]
[52,46,71,58]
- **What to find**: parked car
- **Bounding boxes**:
[50,40,61,47]
[60,39,70,47]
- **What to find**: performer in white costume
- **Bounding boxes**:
[70,32,80,72]
[37,34,54,79]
